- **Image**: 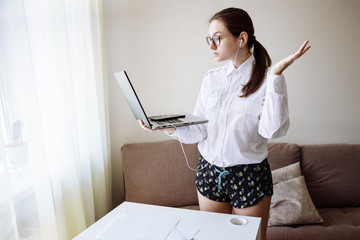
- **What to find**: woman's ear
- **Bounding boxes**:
[238,31,249,48]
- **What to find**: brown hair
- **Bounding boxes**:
[209,8,271,97]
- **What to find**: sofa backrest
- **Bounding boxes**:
[121,141,300,207]
[267,143,301,170]
[121,140,360,209]
[301,144,360,208]
[121,140,199,207]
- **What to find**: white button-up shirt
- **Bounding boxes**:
[170,54,289,167]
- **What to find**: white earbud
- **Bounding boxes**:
[234,39,243,67]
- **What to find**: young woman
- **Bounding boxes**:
[140,7,310,240]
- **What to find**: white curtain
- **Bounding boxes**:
[0,0,111,239]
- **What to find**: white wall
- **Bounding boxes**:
[103,0,360,206]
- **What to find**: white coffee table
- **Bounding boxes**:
[73,201,261,240]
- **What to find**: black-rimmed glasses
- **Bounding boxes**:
[206,35,222,46]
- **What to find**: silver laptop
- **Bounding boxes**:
[114,71,208,130]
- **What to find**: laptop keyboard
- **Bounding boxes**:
[159,118,184,124]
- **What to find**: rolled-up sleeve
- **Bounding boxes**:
[258,74,290,139]
[169,124,207,144]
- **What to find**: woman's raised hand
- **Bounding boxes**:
[271,40,311,75]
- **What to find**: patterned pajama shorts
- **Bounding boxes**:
[195,155,273,209]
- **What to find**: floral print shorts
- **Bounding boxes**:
[195,155,273,209]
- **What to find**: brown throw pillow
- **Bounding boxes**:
[272,162,302,184]
[269,163,324,226]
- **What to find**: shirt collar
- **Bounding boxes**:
[225,54,255,78]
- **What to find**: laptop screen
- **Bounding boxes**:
[114,71,152,128]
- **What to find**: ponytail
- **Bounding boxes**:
[240,37,272,98]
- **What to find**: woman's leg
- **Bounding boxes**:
[233,195,272,240]
[197,190,233,214]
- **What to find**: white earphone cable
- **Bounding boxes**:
[169,124,208,172]
[179,140,199,171]
[233,40,243,68]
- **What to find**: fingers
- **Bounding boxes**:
[139,120,154,132]
[300,40,309,51]
[291,40,311,61]
[270,40,311,75]
[302,44,311,55]
[138,119,176,133]
[297,40,311,57]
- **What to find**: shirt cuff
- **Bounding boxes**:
[165,127,181,140]
[266,74,286,94]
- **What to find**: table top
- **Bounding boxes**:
[73,201,261,240]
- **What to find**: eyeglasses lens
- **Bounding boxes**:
[206,36,220,46]
[214,36,220,45]
[206,37,211,46]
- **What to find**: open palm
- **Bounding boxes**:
[271,40,311,75]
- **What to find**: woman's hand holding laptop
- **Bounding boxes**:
[139,120,176,135]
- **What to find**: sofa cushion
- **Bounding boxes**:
[121,140,199,207]
[301,144,360,207]
[267,208,360,240]
[317,207,360,226]
[267,224,360,240]
[267,143,301,170]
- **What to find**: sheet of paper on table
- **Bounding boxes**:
[95,212,199,240]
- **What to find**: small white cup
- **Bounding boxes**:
[229,217,248,226]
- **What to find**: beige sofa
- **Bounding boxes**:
[121,140,360,239]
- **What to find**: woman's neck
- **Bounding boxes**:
[233,49,252,69]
